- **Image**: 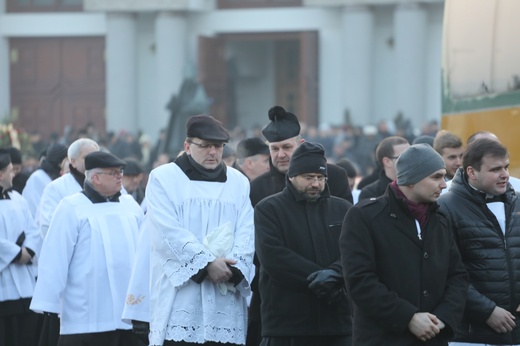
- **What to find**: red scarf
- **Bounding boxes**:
[390,181,430,230]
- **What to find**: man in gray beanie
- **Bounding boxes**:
[254,142,353,346]
[340,143,468,345]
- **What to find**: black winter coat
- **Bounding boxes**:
[358,170,392,201]
[438,168,520,344]
[341,186,468,346]
[254,180,352,337]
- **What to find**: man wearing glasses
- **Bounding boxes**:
[146,114,254,346]
[358,136,409,202]
[254,142,353,346]
[31,151,144,346]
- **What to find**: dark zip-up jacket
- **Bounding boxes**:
[438,168,520,344]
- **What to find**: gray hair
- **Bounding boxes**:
[68,138,99,160]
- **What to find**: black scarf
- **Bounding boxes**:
[69,164,86,187]
[0,187,10,200]
[82,181,121,203]
[175,152,227,182]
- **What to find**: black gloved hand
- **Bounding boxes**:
[228,265,245,287]
[307,268,343,298]
[326,287,347,305]
[132,320,149,344]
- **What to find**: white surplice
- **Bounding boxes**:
[0,191,42,301]
[30,193,143,335]
[146,163,255,346]
[37,172,82,237]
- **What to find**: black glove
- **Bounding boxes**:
[326,287,347,305]
[228,265,245,287]
[307,269,343,299]
[191,267,208,283]
[132,320,149,344]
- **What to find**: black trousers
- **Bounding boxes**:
[58,329,139,346]
[0,311,40,346]
[260,336,352,346]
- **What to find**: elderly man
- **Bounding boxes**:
[146,114,254,345]
[341,144,468,345]
[254,142,353,346]
[31,151,144,346]
[38,138,99,237]
[0,149,42,346]
[234,137,270,181]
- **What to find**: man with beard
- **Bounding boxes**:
[247,106,352,346]
[439,138,520,345]
[254,142,353,346]
[341,144,468,345]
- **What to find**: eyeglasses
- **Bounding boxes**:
[301,174,327,183]
[96,169,124,177]
[188,140,225,150]
[389,156,399,160]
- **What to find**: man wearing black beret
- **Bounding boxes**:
[0,148,42,346]
[145,114,254,345]
[255,142,353,346]
[31,151,144,346]
[235,137,270,181]
[247,105,353,346]
[121,158,145,204]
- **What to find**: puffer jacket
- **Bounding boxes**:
[438,168,520,344]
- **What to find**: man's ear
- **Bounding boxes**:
[466,166,476,180]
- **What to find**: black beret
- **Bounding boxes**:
[236,138,269,159]
[222,145,236,159]
[288,142,327,178]
[123,158,144,176]
[85,151,126,171]
[186,114,230,142]
[0,149,12,170]
[46,143,68,166]
[412,135,435,147]
[6,147,22,165]
[261,106,301,142]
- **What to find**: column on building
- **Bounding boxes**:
[0,37,8,117]
[393,3,427,129]
[153,11,186,139]
[106,12,137,133]
[341,5,374,125]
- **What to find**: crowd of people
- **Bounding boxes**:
[0,105,519,346]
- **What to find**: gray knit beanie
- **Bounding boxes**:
[396,144,445,185]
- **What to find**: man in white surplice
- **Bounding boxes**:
[0,149,42,346]
[31,151,144,346]
[146,114,254,346]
